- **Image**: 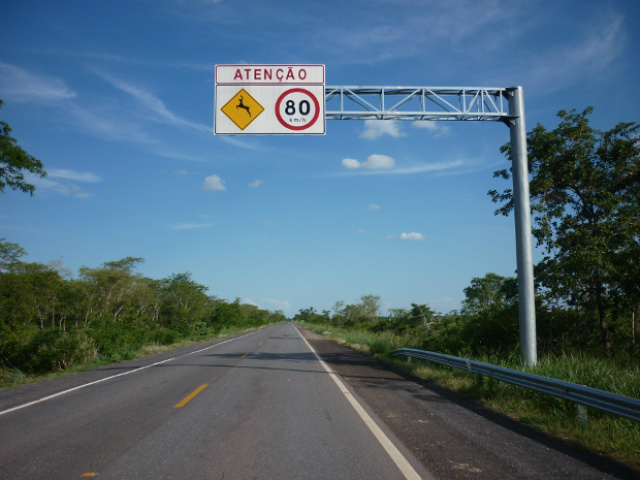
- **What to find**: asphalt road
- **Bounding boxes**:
[0,323,635,479]
[0,324,428,480]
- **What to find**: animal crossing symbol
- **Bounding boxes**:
[221,89,264,130]
[236,95,251,117]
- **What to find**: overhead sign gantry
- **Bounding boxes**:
[214,66,537,366]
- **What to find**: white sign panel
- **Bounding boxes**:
[214,65,325,135]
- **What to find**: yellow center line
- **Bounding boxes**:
[240,341,265,359]
[174,384,208,408]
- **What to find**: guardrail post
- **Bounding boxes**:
[506,87,537,367]
[577,404,589,426]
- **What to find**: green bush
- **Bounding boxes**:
[155,328,178,345]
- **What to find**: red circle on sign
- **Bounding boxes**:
[275,88,320,131]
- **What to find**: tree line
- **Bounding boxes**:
[0,246,284,375]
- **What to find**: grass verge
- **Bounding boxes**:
[0,325,261,390]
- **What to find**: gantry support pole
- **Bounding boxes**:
[506,87,537,367]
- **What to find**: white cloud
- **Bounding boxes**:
[342,154,395,170]
[249,179,263,188]
[360,120,405,140]
[202,175,226,192]
[365,154,395,169]
[387,232,426,241]
[342,158,361,169]
[400,232,425,241]
[368,204,381,210]
[243,298,258,306]
[173,169,190,175]
[0,62,76,103]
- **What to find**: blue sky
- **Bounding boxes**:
[2,0,639,316]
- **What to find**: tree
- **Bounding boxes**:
[359,295,381,323]
[489,107,640,355]
[164,273,208,314]
[0,100,47,195]
[0,238,26,272]
[410,303,436,328]
[462,273,512,314]
[78,257,145,321]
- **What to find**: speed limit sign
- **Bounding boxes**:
[275,88,321,131]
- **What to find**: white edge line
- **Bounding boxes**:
[294,325,423,480]
[0,332,256,416]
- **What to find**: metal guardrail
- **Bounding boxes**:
[391,348,640,423]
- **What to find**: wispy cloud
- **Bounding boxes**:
[386,159,466,175]
[65,102,156,144]
[48,169,101,182]
[338,157,466,176]
[513,14,625,91]
[217,136,264,150]
[169,222,213,230]
[27,168,101,197]
[368,204,381,210]
[249,179,263,188]
[93,69,209,133]
[317,1,513,65]
[46,49,218,72]
[0,62,76,103]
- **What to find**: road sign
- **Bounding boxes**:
[220,88,265,131]
[275,88,321,131]
[214,65,325,135]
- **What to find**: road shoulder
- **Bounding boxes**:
[297,326,637,480]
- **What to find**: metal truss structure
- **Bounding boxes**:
[325,86,510,123]
[323,85,536,366]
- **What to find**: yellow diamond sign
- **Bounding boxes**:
[220,88,264,130]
